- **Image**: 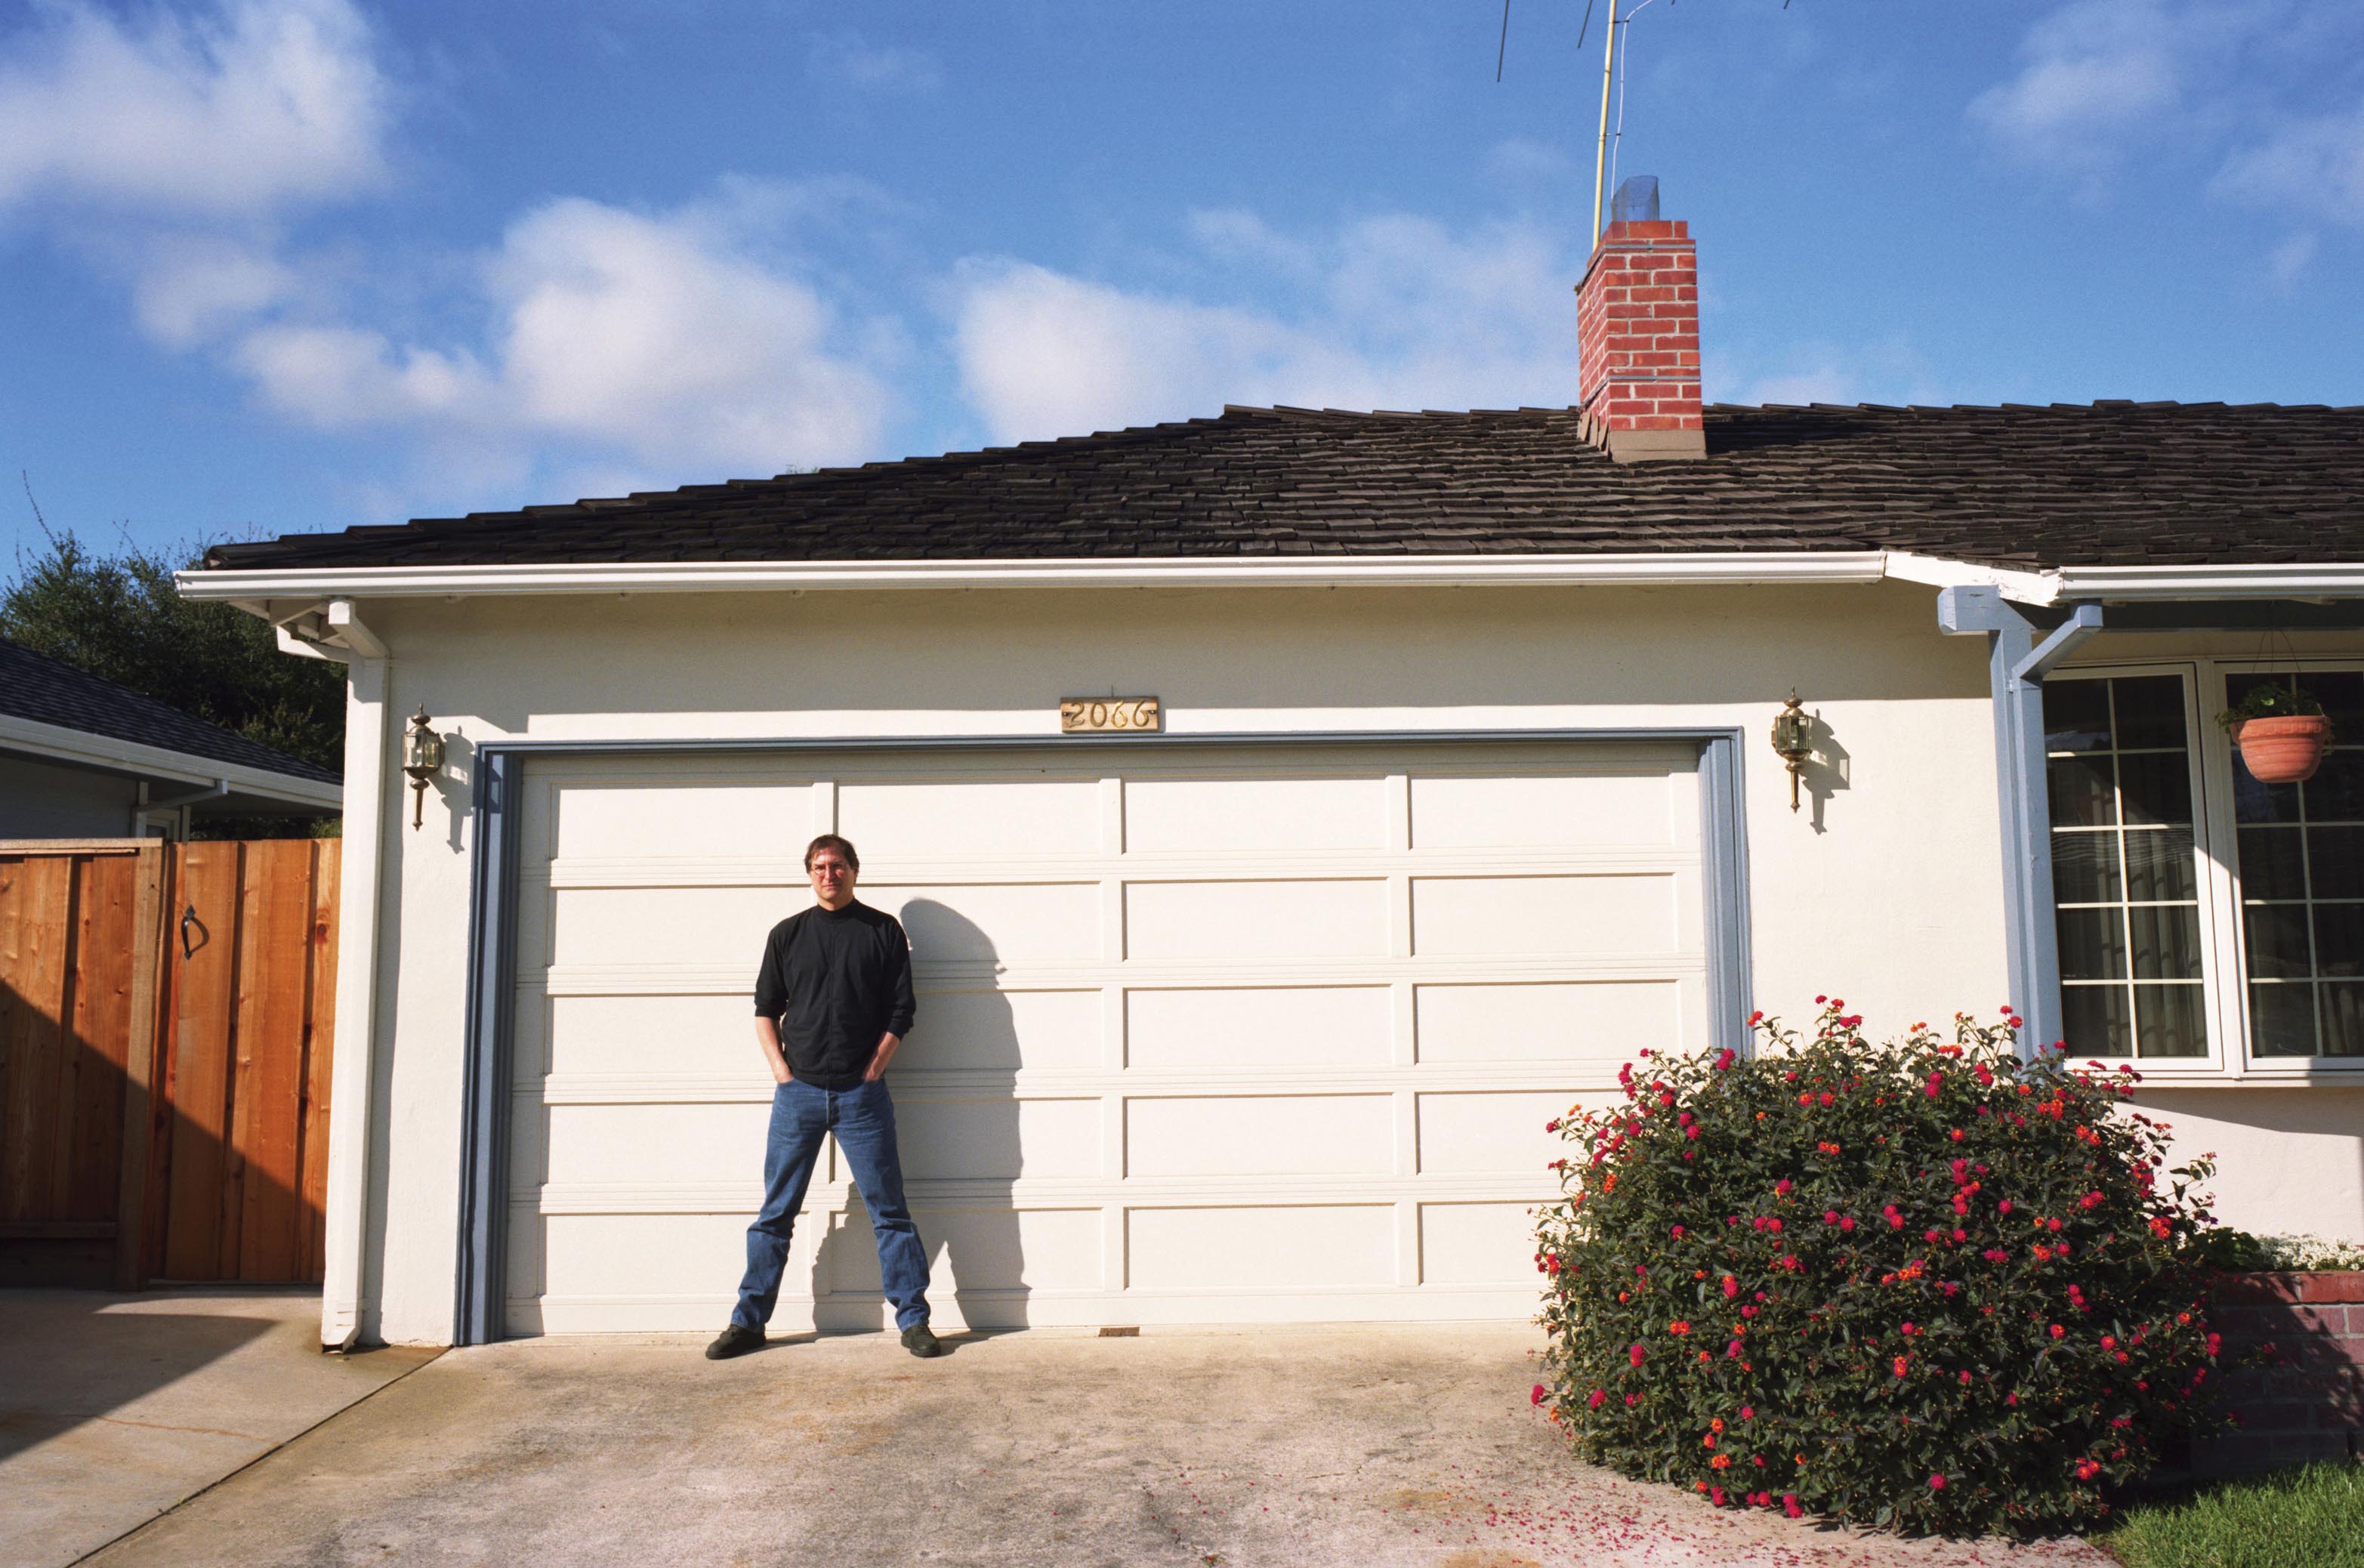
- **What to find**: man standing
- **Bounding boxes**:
[706,834,943,1359]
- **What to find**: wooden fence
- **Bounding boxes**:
[0,838,338,1287]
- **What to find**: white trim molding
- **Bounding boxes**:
[181,552,1893,600]
[180,551,2364,609]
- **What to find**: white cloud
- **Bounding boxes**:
[2263,230,2320,291]
[1967,0,2189,170]
[228,190,898,477]
[0,0,387,215]
[808,33,941,94]
[2215,103,2364,227]
[1721,336,1942,410]
[950,215,1591,445]
[1485,137,1572,183]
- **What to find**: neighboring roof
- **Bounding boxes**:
[201,401,2364,576]
[0,638,341,786]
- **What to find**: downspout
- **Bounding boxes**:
[1937,588,2102,1060]
[279,599,390,1350]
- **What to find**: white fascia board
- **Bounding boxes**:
[1885,553,2364,607]
[176,552,1894,600]
[0,712,343,810]
[2052,563,2364,601]
[1881,551,2062,604]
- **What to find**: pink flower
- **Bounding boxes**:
[1722,1275,1740,1298]
[1782,1494,1803,1519]
[1532,1384,1546,1406]
[1630,1344,1646,1367]
[1928,1474,1946,1491]
[1774,1179,1793,1195]
[1588,1388,1607,1409]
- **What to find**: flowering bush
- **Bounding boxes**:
[1532,1002,2228,1537]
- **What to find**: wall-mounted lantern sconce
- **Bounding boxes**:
[403,705,446,830]
[1770,692,1813,813]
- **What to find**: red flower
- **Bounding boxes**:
[1893,1357,1909,1377]
[1782,1494,1804,1519]
[1668,1320,1692,1336]
[1722,1275,1740,1298]
[1532,1384,1547,1406]
[1588,1388,1606,1409]
[1928,1474,1946,1491]
[1739,1406,1754,1420]
[1630,1343,1646,1366]
[2049,1324,2066,1339]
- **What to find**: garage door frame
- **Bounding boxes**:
[453,727,1753,1345]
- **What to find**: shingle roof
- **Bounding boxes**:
[0,638,341,785]
[201,401,2364,574]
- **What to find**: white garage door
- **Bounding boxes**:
[504,740,1712,1336]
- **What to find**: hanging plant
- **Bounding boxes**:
[2219,681,2332,785]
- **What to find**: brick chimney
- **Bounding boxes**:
[1575,196,1705,462]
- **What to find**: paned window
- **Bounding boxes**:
[2044,675,2207,1057]
[2230,670,2364,1058]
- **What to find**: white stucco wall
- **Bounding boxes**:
[332,579,2361,1344]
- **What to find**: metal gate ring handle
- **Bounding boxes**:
[180,903,200,960]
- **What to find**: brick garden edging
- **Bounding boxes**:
[2192,1271,2364,1476]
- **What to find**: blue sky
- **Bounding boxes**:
[3,0,2361,562]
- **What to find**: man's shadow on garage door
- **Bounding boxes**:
[810,899,1029,1341]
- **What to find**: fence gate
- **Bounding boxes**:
[0,838,338,1287]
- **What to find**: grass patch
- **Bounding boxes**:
[2104,1462,2364,1568]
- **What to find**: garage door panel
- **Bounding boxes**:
[1126,986,1392,1070]
[1412,770,1680,848]
[541,1212,767,1301]
[1126,1094,1394,1178]
[1417,1091,1578,1174]
[864,884,1101,964]
[828,1207,1103,1293]
[1413,874,1676,956]
[839,778,1101,859]
[889,1096,1100,1181]
[1127,878,1388,961]
[552,886,781,968]
[546,1103,767,1186]
[1127,1205,1395,1292]
[1125,775,1390,853]
[542,994,758,1079]
[1414,980,1680,1065]
[904,988,1101,1072]
[1419,1202,1538,1285]
[554,782,817,860]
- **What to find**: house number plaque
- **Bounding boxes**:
[1060,696,1161,733]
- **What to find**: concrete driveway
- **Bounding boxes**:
[82,1323,2107,1567]
[0,1289,436,1568]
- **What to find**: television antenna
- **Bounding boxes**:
[1495,2,1795,241]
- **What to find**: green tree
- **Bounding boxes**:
[4,527,347,797]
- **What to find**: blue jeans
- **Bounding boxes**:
[733,1077,930,1332]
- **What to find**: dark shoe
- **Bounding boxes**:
[705,1323,764,1360]
[900,1323,945,1358]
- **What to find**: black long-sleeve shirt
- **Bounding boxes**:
[752,902,917,1090]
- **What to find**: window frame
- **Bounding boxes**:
[2048,654,2364,1082]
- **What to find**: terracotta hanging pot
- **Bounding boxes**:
[2230,714,2332,784]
